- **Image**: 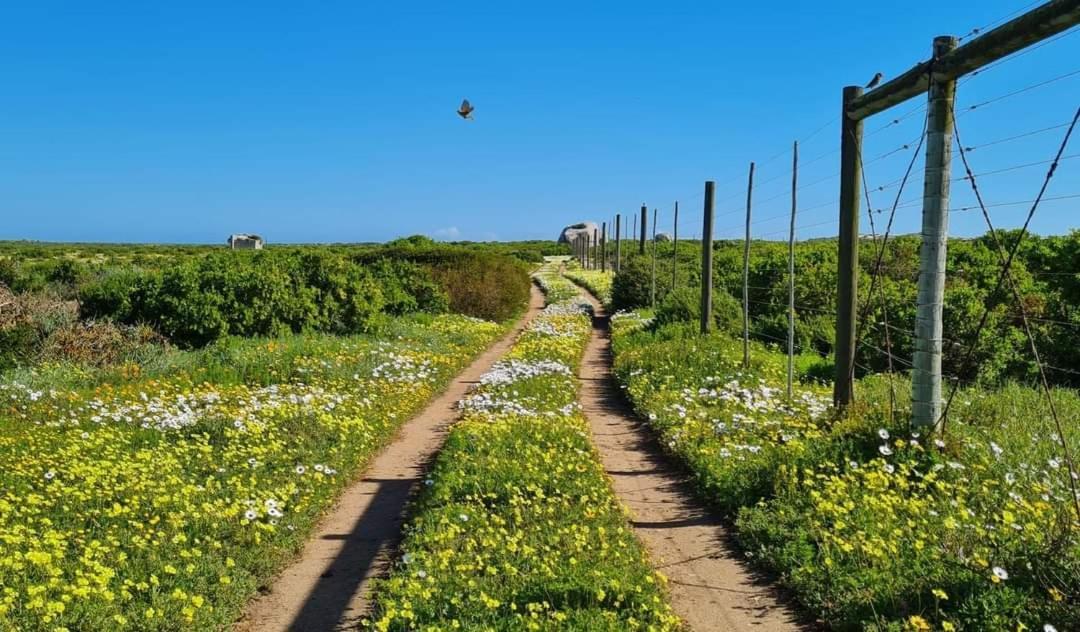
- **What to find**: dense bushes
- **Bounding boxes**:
[653,285,741,331]
[1,240,534,357]
[78,252,438,347]
[355,243,531,322]
[611,230,1080,388]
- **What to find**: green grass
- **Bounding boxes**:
[367,263,680,631]
[610,313,1080,631]
[0,314,506,631]
[563,263,613,307]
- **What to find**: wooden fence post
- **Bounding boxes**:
[788,141,798,400]
[701,182,715,335]
[593,227,598,270]
[834,85,864,409]
[742,162,755,369]
[639,204,648,255]
[601,222,607,272]
[672,201,679,293]
[650,208,658,308]
[913,36,959,430]
[615,214,622,272]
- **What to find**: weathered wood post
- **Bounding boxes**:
[593,227,599,269]
[615,214,622,272]
[742,162,754,369]
[672,201,679,293]
[788,141,798,400]
[701,182,715,335]
[650,208,658,308]
[834,85,864,409]
[600,222,607,272]
[639,204,648,255]
[913,36,959,431]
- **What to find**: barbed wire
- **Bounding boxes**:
[959,0,1044,42]
[939,101,1080,521]
[959,68,1080,116]
[846,79,931,397]
[963,25,1080,83]
[961,121,1075,151]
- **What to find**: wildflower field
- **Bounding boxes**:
[0,314,504,631]
[368,265,680,630]
[562,263,613,307]
[609,312,1080,631]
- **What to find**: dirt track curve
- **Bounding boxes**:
[576,287,807,632]
[237,284,545,632]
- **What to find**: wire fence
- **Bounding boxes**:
[571,2,1080,429]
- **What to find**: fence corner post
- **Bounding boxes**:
[912,35,959,431]
[834,85,864,410]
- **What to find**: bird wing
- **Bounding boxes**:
[460,99,472,112]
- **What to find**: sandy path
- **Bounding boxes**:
[576,289,807,631]
[236,284,546,632]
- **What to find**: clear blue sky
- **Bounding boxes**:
[1,1,1077,244]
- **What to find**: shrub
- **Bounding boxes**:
[653,285,740,332]
[79,268,142,322]
[41,321,168,367]
[359,245,531,322]
[366,258,449,315]
[428,254,529,321]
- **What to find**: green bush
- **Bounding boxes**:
[607,229,1080,388]
[76,251,398,348]
[79,268,142,322]
[653,285,740,332]
[0,324,39,371]
[358,244,530,322]
[367,258,449,315]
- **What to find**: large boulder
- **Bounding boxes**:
[655,232,673,242]
[558,222,600,244]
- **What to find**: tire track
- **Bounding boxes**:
[236,284,546,632]
[575,287,807,632]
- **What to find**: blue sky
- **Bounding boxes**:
[1,1,1077,244]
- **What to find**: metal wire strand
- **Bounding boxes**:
[939,103,1080,522]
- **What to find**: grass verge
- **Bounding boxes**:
[0,314,505,630]
[367,264,680,631]
[610,312,1080,631]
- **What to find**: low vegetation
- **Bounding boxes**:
[0,314,505,630]
[610,312,1080,631]
[368,264,680,630]
[609,230,1080,388]
[562,262,614,306]
[0,240,534,361]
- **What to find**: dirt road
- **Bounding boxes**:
[576,288,805,631]
[236,284,546,632]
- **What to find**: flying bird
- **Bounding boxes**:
[457,99,474,120]
[865,72,883,89]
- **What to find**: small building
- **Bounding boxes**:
[228,234,264,250]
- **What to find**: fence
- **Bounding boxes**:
[568,0,1080,493]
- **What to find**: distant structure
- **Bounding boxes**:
[228,234,264,250]
[655,232,673,242]
[557,222,599,245]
